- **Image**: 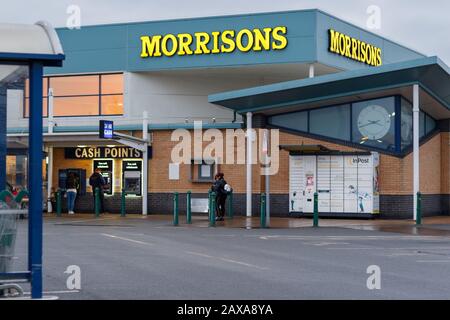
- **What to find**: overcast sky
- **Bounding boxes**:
[1,0,449,64]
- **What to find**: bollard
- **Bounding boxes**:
[209,192,216,227]
[56,190,62,217]
[260,193,267,228]
[227,190,233,219]
[94,187,100,217]
[173,192,179,226]
[416,191,422,225]
[313,192,319,227]
[121,189,126,217]
[186,191,192,224]
[208,190,212,225]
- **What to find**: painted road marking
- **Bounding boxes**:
[101,233,154,246]
[53,217,115,224]
[416,260,450,263]
[258,235,449,241]
[185,251,268,270]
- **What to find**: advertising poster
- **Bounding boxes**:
[344,155,358,213]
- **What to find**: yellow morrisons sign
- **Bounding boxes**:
[329,29,382,66]
[140,26,288,58]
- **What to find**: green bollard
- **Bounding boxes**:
[209,192,216,227]
[56,190,62,217]
[313,192,319,227]
[208,190,212,224]
[227,190,233,219]
[173,192,179,226]
[95,187,100,217]
[186,191,192,224]
[416,192,422,225]
[260,193,267,228]
[121,189,126,217]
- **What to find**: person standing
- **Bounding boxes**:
[65,172,79,214]
[89,168,106,213]
[211,172,227,221]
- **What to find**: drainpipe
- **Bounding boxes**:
[46,88,54,213]
[142,111,149,215]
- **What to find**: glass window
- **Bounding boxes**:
[268,110,308,132]
[53,96,99,116]
[24,78,48,98]
[101,74,123,94]
[420,111,425,138]
[50,75,99,96]
[101,95,123,115]
[425,114,436,134]
[24,97,48,117]
[352,97,396,151]
[310,104,350,140]
[401,99,413,149]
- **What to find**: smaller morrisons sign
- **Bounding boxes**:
[65,146,142,159]
[328,29,382,66]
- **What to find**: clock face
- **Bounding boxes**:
[357,105,391,140]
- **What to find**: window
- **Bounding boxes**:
[24,73,123,117]
[268,111,308,132]
[310,104,350,140]
[352,97,396,151]
[267,95,438,155]
[189,159,216,182]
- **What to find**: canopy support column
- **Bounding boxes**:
[246,112,253,217]
[413,84,420,221]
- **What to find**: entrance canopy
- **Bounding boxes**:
[208,56,450,120]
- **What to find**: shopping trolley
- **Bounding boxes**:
[0,190,28,297]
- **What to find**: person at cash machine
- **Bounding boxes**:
[89,168,106,213]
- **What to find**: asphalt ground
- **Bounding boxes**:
[8,214,450,300]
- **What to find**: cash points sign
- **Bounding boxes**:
[328,29,382,66]
[140,26,288,58]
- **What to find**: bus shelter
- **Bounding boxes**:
[0,22,64,299]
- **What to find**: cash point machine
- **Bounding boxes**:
[122,160,142,196]
[58,168,86,195]
[93,159,113,195]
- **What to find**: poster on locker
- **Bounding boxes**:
[356,155,373,213]
[372,152,380,214]
[344,155,358,213]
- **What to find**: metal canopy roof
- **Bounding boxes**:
[0,21,64,65]
[208,57,450,120]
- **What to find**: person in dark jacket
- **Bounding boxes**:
[211,172,227,221]
[89,168,106,213]
[65,172,79,214]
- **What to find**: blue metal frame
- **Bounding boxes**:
[28,62,44,299]
[0,51,63,299]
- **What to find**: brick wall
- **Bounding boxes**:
[49,127,449,217]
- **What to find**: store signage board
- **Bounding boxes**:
[99,120,114,139]
[328,29,382,66]
[65,146,143,159]
[140,26,288,58]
